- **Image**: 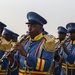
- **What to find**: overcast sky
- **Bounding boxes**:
[0,0,75,38]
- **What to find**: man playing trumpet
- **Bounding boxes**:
[49,26,67,75]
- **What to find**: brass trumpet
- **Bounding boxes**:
[0,33,29,62]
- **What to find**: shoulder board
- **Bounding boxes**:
[0,37,11,51]
[43,34,56,41]
[1,37,9,44]
[43,34,56,52]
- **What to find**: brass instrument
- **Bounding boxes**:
[0,33,29,62]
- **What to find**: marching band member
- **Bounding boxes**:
[0,22,8,75]
[8,11,56,75]
[49,26,67,75]
[0,27,15,75]
[0,27,19,75]
[61,23,75,75]
[2,28,19,75]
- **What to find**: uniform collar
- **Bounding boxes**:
[70,40,75,44]
[30,33,43,41]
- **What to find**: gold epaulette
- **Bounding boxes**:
[0,37,11,51]
[43,34,56,41]
[1,37,9,44]
[43,34,56,52]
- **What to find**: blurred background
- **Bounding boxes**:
[0,0,75,38]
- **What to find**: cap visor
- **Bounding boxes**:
[26,21,41,24]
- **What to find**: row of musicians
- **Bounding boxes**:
[0,11,56,75]
[0,20,53,75]
[49,23,75,75]
[1,22,75,75]
[1,11,75,75]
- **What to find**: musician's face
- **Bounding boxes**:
[58,32,66,40]
[4,34,12,41]
[69,32,75,40]
[27,24,42,39]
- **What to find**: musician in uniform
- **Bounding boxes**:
[7,11,56,75]
[49,26,67,75]
[54,22,75,75]
[0,27,16,75]
[61,22,75,75]
[0,28,14,75]
[0,22,7,74]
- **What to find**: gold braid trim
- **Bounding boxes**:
[0,37,11,51]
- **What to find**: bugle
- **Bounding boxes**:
[0,33,29,62]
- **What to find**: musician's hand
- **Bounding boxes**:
[13,42,27,57]
[5,50,14,65]
[60,43,69,54]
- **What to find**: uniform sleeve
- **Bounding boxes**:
[55,50,75,65]
[27,50,54,72]
[7,51,20,75]
[67,52,75,64]
[64,46,75,65]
